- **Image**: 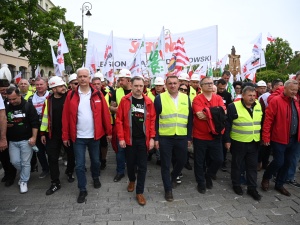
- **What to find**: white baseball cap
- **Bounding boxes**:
[154,77,165,85]
[68,73,77,83]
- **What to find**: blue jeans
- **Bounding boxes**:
[263,136,300,188]
[9,140,33,183]
[159,136,187,192]
[193,138,223,186]
[73,138,100,191]
[287,144,300,181]
[116,141,126,175]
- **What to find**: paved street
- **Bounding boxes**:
[1,147,300,225]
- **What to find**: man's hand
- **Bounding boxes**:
[263,142,270,146]
[28,137,36,147]
[225,143,231,151]
[149,138,154,150]
[155,141,159,149]
[196,111,207,120]
[188,141,192,148]
[0,138,7,151]
[63,140,70,147]
[41,136,46,145]
[106,135,112,142]
[119,140,126,148]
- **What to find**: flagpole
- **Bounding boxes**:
[112,30,115,85]
[67,50,76,72]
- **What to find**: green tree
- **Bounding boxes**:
[286,52,300,74]
[256,70,288,83]
[265,38,293,73]
[0,0,82,75]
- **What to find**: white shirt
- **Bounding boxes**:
[76,87,94,138]
[0,94,4,110]
[168,92,179,109]
[32,91,49,115]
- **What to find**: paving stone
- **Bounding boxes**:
[169,212,196,221]
[224,217,250,225]
[267,214,297,223]
[108,221,133,225]
[228,210,252,218]
[121,213,146,221]
[270,207,296,215]
[177,204,202,213]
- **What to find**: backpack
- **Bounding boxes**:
[203,106,226,139]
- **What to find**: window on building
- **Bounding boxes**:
[39,0,43,6]
[45,3,48,11]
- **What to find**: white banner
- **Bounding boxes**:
[86,25,218,70]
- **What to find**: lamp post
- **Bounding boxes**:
[81,2,92,65]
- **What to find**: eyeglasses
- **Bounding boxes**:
[72,82,79,85]
[202,82,214,86]
[179,88,188,92]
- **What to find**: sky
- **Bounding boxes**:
[51,0,300,66]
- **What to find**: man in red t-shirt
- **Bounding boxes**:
[192,77,226,194]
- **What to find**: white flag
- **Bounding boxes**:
[220,54,228,72]
[102,31,114,84]
[35,65,40,78]
[51,45,61,76]
[241,52,265,79]
[128,35,146,77]
[56,30,69,76]
[194,62,208,79]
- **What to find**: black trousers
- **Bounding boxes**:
[125,138,147,194]
[231,140,259,188]
[46,136,75,183]
[0,148,16,180]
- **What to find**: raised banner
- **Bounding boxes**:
[85,25,218,70]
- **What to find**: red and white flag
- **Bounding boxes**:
[56,30,69,76]
[129,35,146,77]
[35,65,41,78]
[245,70,256,83]
[194,62,208,79]
[102,31,114,84]
[267,32,276,42]
[250,33,262,55]
[172,39,190,75]
[14,71,22,84]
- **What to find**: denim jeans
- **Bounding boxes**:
[125,138,147,194]
[116,141,126,175]
[193,138,223,186]
[159,136,187,192]
[73,138,100,191]
[9,140,33,183]
[287,144,300,181]
[263,136,300,188]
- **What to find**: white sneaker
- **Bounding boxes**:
[20,182,28,194]
[18,180,21,185]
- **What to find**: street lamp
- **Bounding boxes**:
[81,2,92,65]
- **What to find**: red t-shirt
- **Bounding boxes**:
[192,93,226,140]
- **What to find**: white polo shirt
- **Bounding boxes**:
[0,94,4,110]
[76,87,94,138]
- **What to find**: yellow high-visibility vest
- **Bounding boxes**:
[24,90,33,101]
[159,92,189,136]
[230,100,262,142]
[116,87,125,105]
[40,99,49,132]
[104,90,114,125]
[147,91,155,102]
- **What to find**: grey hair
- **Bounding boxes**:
[35,77,48,83]
[242,86,256,94]
[76,67,90,75]
[284,79,298,87]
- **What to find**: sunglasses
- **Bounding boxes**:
[179,88,188,92]
[72,82,79,85]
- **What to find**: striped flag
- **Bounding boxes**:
[14,71,22,84]
[167,39,190,75]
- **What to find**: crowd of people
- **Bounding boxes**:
[0,65,300,206]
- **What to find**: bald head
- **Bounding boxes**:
[18,79,30,93]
